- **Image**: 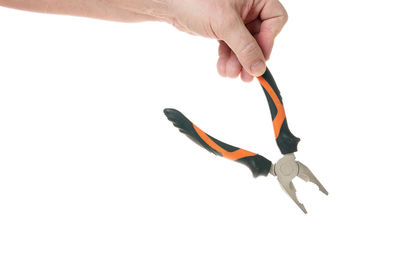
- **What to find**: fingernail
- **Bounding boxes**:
[250,60,266,77]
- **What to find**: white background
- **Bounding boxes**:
[1,0,400,266]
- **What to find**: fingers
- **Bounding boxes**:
[258,0,288,60]
[226,53,242,78]
[218,41,251,81]
[215,1,288,81]
[256,29,274,61]
[216,40,254,82]
[218,41,242,78]
[260,0,288,37]
[217,20,261,81]
[219,14,266,77]
[240,69,254,82]
[217,41,231,77]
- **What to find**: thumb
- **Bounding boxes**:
[220,15,266,77]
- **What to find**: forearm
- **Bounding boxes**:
[0,0,171,22]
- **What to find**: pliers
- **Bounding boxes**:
[164,67,328,213]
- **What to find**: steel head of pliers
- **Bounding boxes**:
[269,153,328,214]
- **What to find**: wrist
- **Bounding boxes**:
[147,0,171,21]
[107,0,172,22]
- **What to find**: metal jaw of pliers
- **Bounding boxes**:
[270,154,328,213]
[164,67,328,213]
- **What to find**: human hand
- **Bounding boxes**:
[167,0,288,82]
[0,0,287,83]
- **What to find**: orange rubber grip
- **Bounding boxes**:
[193,124,256,161]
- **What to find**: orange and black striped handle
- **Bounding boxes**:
[164,109,272,177]
[258,68,300,155]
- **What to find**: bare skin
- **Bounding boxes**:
[0,0,287,82]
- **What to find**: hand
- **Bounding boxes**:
[0,0,287,83]
[167,0,288,82]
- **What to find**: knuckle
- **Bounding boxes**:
[238,41,260,60]
[282,9,289,24]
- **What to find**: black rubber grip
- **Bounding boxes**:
[164,108,272,177]
[259,67,300,154]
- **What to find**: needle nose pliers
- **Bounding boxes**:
[164,67,328,213]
